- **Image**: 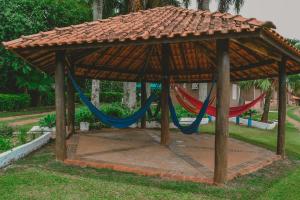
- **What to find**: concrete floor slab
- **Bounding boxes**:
[65,128,280,184]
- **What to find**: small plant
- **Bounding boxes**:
[75,107,96,125]
[0,123,14,137]
[0,137,12,151]
[39,114,56,128]
[18,128,27,145]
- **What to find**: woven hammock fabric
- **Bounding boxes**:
[174,85,265,117]
[169,84,214,134]
[68,71,158,128]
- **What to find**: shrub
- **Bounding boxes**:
[0,93,31,111]
[39,103,134,129]
[0,123,14,137]
[41,91,55,106]
[18,128,27,145]
[75,107,96,125]
[75,92,123,103]
[101,103,132,118]
[100,92,123,103]
[0,137,12,151]
[39,114,56,128]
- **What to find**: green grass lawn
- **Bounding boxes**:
[1,110,300,199]
[0,142,299,200]
[201,122,300,159]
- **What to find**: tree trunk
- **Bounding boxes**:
[123,82,136,109]
[91,0,103,108]
[261,87,272,123]
[146,83,151,97]
[197,0,210,11]
[122,0,142,108]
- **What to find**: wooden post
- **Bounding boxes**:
[141,81,147,128]
[55,51,67,161]
[161,44,170,145]
[214,39,230,184]
[67,65,75,137]
[277,56,287,158]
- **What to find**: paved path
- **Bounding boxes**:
[0,112,53,127]
[286,107,300,130]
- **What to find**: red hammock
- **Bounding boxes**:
[173,85,265,118]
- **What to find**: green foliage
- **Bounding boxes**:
[17,128,27,145]
[0,123,14,137]
[239,79,272,92]
[40,103,133,128]
[0,0,91,93]
[0,136,12,151]
[39,114,56,128]
[75,107,97,124]
[41,91,55,106]
[0,93,30,111]
[100,92,123,103]
[241,109,258,119]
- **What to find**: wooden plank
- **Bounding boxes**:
[55,51,66,161]
[277,56,287,158]
[141,81,147,128]
[160,43,170,145]
[67,65,75,138]
[260,32,300,63]
[214,39,230,184]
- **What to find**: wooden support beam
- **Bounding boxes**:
[277,56,287,158]
[55,51,67,161]
[67,65,75,138]
[141,81,147,128]
[161,44,170,145]
[214,39,230,184]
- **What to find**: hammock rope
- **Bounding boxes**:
[174,84,266,117]
[68,71,159,128]
[169,83,214,134]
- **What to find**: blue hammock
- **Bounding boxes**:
[169,84,214,134]
[68,72,158,128]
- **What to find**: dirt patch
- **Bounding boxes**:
[8,118,41,127]
[286,108,300,130]
[0,112,53,122]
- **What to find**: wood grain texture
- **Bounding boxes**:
[55,51,66,161]
[214,39,230,184]
[277,56,287,158]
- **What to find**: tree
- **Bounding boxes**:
[182,0,244,13]
[91,0,104,108]
[197,0,210,10]
[239,79,273,123]
[0,0,91,105]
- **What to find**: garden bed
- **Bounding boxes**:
[0,126,52,168]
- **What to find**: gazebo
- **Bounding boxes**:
[3,6,300,184]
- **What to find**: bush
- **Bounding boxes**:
[0,93,31,111]
[0,123,14,137]
[39,114,56,128]
[101,103,132,118]
[18,128,27,145]
[41,91,55,106]
[75,107,96,125]
[100,92,123,103]
[39,103,134,129]
[0,137,12,151]
[75,92,123,103]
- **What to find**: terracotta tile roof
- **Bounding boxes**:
[1,6,274,49]
[2,6,300,82]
